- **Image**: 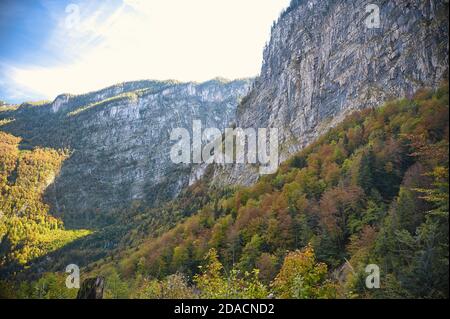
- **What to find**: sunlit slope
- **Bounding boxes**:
[0,131,90,271]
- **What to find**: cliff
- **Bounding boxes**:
[203,0,448,186]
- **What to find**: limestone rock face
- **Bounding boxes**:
[207,0,449,186]
[0,79,251,228]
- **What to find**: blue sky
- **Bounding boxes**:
[0,0,290,104]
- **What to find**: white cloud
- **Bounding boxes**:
[5,0,290,101]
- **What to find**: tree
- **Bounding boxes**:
[271,244,336,299]
[194,249,228,299]
[255,253,278,284]
[319,186,365,252]
[104,269,129,299]
[238,234,263,272]
[194,249,268,299]
[133,273,195,299]
[357,148,375,195]
[31,273,77,299]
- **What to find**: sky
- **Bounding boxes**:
[0,0,291,103]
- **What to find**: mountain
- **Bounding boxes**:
[0,79,251,228]
[25,84,448,299]
[199,0,448,186]
[0,0,448,299]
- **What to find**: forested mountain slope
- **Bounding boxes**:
[0,0,448,300]
[14,84,446,299]
[0,132,90,273]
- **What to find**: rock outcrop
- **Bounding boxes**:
[76,277,105,299]
[202,0,449,186]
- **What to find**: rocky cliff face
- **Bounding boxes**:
[205,0,449,186]
[0,79,251,228]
